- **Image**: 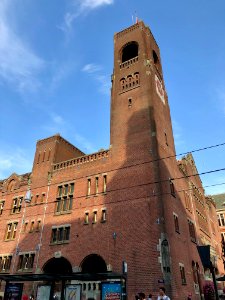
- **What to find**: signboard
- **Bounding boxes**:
[36,285,51,300]
[65,284,81,300]
[4,283,23,300]
[102,282,122,300]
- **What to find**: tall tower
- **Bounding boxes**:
[110,21,176,164]
[109,21,193,298]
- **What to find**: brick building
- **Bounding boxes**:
[0,21,223,300]
[214,193,225,269]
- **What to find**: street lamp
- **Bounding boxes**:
[197,245,219,300]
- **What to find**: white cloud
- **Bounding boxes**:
[82,63,102,74]
[82,63,110,95]
[0,148,32,179]
[0,1,44,92]
[60,0,114,33]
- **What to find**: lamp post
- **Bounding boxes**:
[197,245,219,300]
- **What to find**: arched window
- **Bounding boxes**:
[122,42,138,63]
[120,78,125,90]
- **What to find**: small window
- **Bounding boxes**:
[42,151,46,162]
[30,221,35,233]
[188,219,196,243]
[23,222,28,233]
[36,220,41,231]
[179,264,187,285]
[128,98,132,107]
[103,175,107,193]
[173,214,180,233]
[169,179,176,197]
[95,177,99,194]
[47,149,51,161]
[40,193,45,203]
[101,209,107,222]
[87,179,91,196]
[84,212,89,224]
[92,211,97,224]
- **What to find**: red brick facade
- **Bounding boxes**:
[0,21,223,300]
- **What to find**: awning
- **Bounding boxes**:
[216,275,225,281]
[0,272,125,282]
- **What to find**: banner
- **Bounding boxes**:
[36,285,51,300]
[4,283,23,300]
[102,282,121,300]
[65,284,81,300]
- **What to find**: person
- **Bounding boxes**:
[29,295,35,300]
[157,287,170,300]
[148,294,153,300]
[135,295,139,300]
[139,292,146,300]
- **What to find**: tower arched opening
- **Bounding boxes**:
[122,42,138,63]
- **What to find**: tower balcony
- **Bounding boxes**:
[119,56,138,69]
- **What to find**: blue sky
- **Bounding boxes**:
[0,0,225,195]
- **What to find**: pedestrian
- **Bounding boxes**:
[29,295,35,300]
[139,292,146,300]
[135,295,139,300]
[148,294,153,300]
[157,287,170,300]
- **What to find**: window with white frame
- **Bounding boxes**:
[55,183,74,213]
[50,225,70,244]
[0,201,5,215]
[218,213,225,227]
[11,197,23,214]
[0,255,12,272]
[17,253,35,271]
[5,222,18,240]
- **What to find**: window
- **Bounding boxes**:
[161,239,171,273]
[47,149,51,161]
[0,255,12,272]
[36,220,41,231]
[92,211,97,224]
[101,209,107,222]
[188,219,196,243]
[173,214,180,233]
[87,178,91,196]
[95,177,99,194]
[12,197,23,214]
[55,183,74,214]
[30,221,35,233]
[22,221,28,233]
[103,175,107,193]
[40,193,45,203]
[169,179,176,197]
[5,222,18,240]
[34,194,39,205]
[179,264,187,285]
[84,212,89,224]
[50,225,70,244]
[218,214,225,227]
[0,201,5,215]
[17,253,35,271]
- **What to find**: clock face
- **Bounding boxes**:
[155,74,165,104]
